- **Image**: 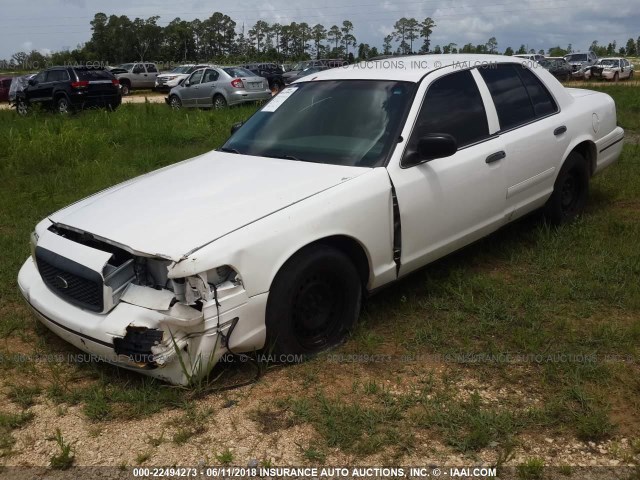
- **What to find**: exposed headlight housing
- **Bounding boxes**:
[172,266,241,305]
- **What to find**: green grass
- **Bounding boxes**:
[0,90,639,460]
[48,428,74,470]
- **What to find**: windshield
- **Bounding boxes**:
[171,66,192,74]
[223,67,256,78]
[222,80,416,168]
[117,63,134,71]
[292,61,310,71]
[565,54,587,62]
[598,59,619,66]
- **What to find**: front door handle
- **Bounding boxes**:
[486,151,506,164]
[554,126,567,136]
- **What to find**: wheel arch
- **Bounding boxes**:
[563,138,597,177]
[270,234,372,293]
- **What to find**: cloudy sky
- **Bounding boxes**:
[1,0,639,59]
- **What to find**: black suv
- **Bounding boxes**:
[15,66,121,115]
[240,63,286,93]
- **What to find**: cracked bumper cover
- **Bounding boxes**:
[18,258,268,385]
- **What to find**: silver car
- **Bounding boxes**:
[166,67,271,109]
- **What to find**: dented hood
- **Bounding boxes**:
[49,151,370,261]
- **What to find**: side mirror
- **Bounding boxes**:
[230,122,243,135]
[402,133,458,168]
[28,79,36,86]
[184,80,190,87]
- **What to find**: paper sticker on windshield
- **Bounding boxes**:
[262,87,298,112]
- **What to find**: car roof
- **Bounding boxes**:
[294,54,543,83]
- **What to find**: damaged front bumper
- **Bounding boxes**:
[18,258,268,385]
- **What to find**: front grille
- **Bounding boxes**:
[35,247,104,312]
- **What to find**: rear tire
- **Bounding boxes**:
[56,96,70,114]
[213,94,227,109]
[271,81,282,94]
[544,152,589,225]
[265,244,362,357]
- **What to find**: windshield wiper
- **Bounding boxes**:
[266,154,308,162]
[218,147,240,154]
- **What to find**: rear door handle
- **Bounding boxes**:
[486,151,506,164]
[554,126,567,136]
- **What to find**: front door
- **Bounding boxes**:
[181,70,204,107]
[387,68,507,275]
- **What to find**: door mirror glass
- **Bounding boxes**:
[28,79,36,86]
[403,134,458,167]
[230,122,243,135]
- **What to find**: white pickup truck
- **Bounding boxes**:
[19,55,624,385]
[110,62,159,95]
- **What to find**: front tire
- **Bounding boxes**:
[169,95,182,109]
[120,82,130,96]
[265,244,362,357]
[16,99,29,116]
[544,152,589,225]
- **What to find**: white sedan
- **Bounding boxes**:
[18,55,624,385]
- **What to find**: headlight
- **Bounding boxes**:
[30,231,38,260]
[172,266,241,305]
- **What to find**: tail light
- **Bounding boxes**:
[112,79,120,86]
[231,78,244,88]
[71,81,89,89]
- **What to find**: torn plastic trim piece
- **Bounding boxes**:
[113,325,164,366]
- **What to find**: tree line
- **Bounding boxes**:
[2,11,640,70]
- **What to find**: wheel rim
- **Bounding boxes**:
[170,97,180,109]
[58,99,69,114]
[17,102,27,115]
[560,169,580,213]
[292,273,344,350]
[214,97,225,109]
[122,85,129,95]
[271,83,281,94]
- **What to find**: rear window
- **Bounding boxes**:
[223,68,255,78]
[76,69,114,81]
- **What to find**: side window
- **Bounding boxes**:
[516,67,557,117]
[188,70,204,85]
[132,64,145,74]
[411,70,489,148]
[202,69,219,83]
[479,64,536,130]
[45,71,59,82]
[145,64,157,73]
[33,71,46,83]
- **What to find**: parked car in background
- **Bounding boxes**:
[155,64,210,92]
[590,58,634,82]
[0,77,12,102]
[240,63,285,93]
[14,66,121,115]
[513,53,545,63]
[564,52,598,79]
[8,74,34,104]
[283,66,326,84]
[166,66,270,109]
[111,62,159,95]
[282,59,345,83]
[538,57,573,81]
[19,54,624,385]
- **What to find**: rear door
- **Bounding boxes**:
[477,63,568,219]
